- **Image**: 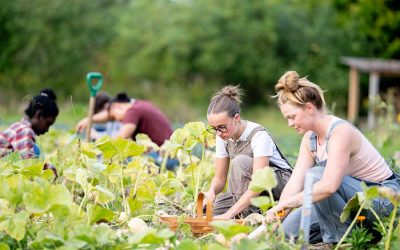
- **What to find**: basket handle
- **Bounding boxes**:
[196,192,213,222]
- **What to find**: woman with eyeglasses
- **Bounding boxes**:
[266,71,400,245]
[204,85,292,219]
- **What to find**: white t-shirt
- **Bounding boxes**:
[215,121,291,170]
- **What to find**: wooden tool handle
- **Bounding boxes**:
[86,96,95,142]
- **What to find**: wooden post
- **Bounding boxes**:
[347,67,360,123]
[367,72,380,129]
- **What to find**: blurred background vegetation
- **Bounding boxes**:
[0,0,399,124]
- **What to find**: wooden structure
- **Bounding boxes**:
[341,57,400,129]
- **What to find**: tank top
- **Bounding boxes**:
[309,117,392,182]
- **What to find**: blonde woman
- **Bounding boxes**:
[267,71,400,244]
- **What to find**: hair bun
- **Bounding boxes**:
[276,71,299,92]
[40,88,57,101]
[221,85,242,104]
[115,92,130,102]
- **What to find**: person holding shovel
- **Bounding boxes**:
[76,92,179,170]
[204,85,292,219]
[266,71,400,245]
[89,91,121,140]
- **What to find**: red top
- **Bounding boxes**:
[123,100,173,146]
[0,118,36,159]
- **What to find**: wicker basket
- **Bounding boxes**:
[159,192,242,235]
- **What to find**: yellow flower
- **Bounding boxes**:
[357,215,366,222]
[397,113,400,123]
[277,210,285,218]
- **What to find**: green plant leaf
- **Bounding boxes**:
[0,211,29,241]
[20,162,44,178]
[176,239,200,250]
[127,197,143,216]
[23,178,72,214]
[95,136,117,160]
[202,243,228,250]
[340,192,364,222]
[0,242,10,250]
[29,230,65,249]
[249,167,277,193]
[170,128,189,146]
[136,133,160,151]
[129,228,174,245]
[86,204,116,224]
[250,196,272,212]
[103,163,121,184]
[76,168,90,192]
[0,175,28,208]
[93,185,115,204]
[81,142,101,158]
[211,220,252,240]
[50,204,71,221]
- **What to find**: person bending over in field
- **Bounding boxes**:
[76,92,178,170]
[0,89,59,176]
[89,91,121,140]
[204,85,292,219]
[267,71,400,245]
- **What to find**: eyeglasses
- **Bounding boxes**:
[207,119,234,134]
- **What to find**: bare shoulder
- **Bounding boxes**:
[329,121,361,151]
[330,121,357,139]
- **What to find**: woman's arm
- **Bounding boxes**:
[279,133,315,201]
[117,123,137,139]
[267,127,354,220]
[76,110,111,133]
[204,157,230,205]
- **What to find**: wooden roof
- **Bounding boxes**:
[341,56,400,76]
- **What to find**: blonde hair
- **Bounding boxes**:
[274,71,325,110]
[207,85,243,117]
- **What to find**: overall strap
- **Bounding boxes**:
[325,119,347,154]
[246,126,265,144]
[225,126,264,158]
[263,128,293,170]
[309,118,348,162]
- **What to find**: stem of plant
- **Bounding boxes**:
[119,164,127,215]
[132,164,144,199]
[194,144,205,203]
[368,207,386,235]
[188,152,196,214]
[334,202,365,250]
[385,202,398,250]
[160,150,169,173]
[267,189,284,239]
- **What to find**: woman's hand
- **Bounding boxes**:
[76,117,89,133]
[214,212,233,220]
[203,190,216,207]
[266,206,285,223]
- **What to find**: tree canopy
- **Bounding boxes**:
[1,0,399,110]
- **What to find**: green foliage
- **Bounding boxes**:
[249,167,277,193]
[250,196,272,213]
[211,221,252,240]
[2,0,399,112]
[346,225,373,250]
